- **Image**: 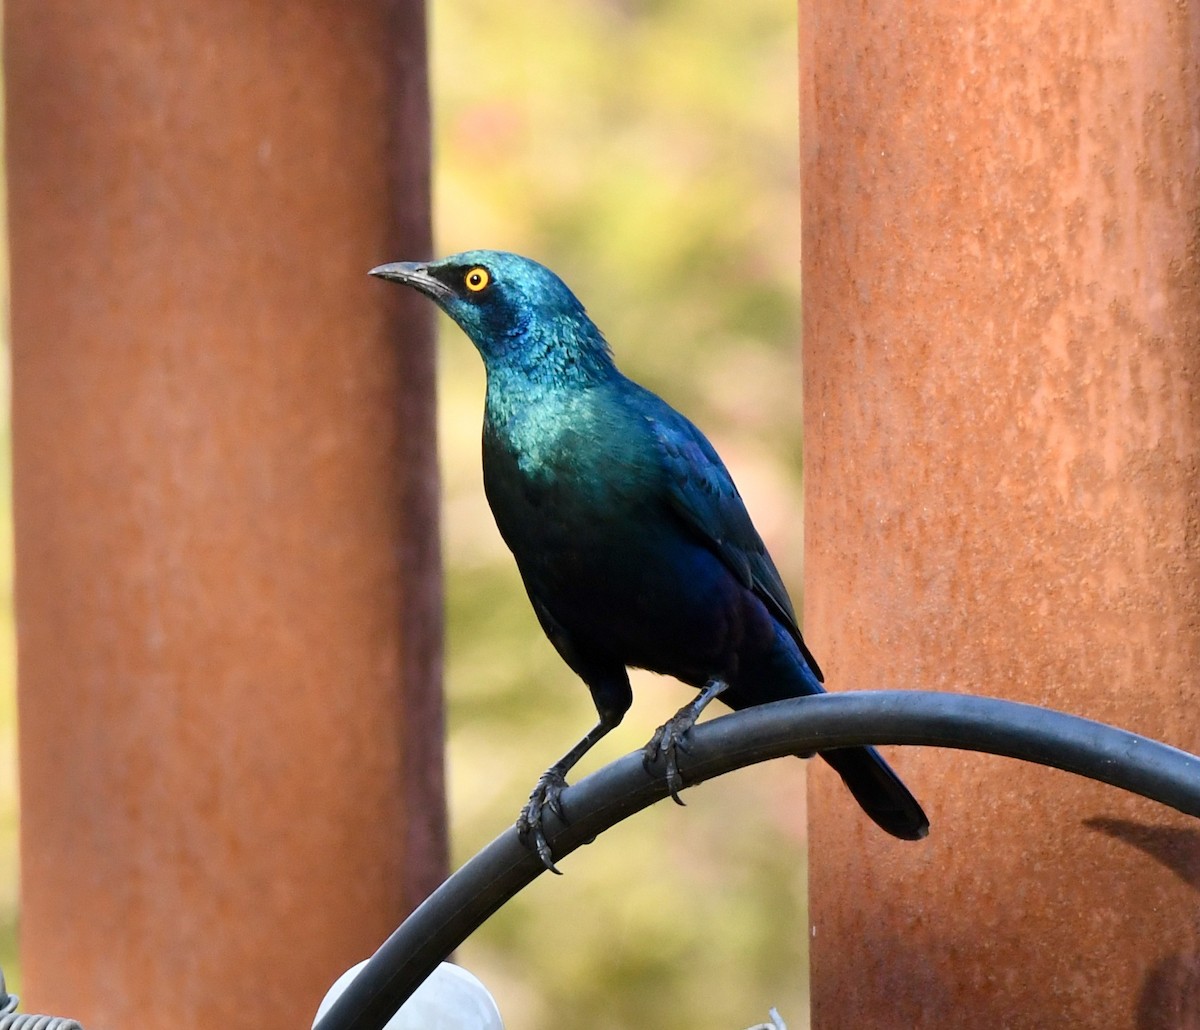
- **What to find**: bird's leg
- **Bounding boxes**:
[517,717,619,875]
[642,677,729,805]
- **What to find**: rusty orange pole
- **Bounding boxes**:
[5,2,443,1027]
[802,0,1200,1025]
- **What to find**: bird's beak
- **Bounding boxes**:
[368,261,453,300]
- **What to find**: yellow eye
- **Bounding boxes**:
[464,267,490,292]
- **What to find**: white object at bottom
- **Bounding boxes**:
[313,960,504,1030]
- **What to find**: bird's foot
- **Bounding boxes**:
[642,708,699,806]
[515,769,569,875]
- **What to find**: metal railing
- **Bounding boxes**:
[313,689,1200,1030]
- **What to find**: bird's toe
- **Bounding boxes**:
[641,725,667,773]
[515,769,569,874]
[642,716,696,805]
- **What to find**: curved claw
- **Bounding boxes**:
[642,717,696,805]
[515,770,569,874]
[641,678,728,804]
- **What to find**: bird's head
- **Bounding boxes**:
[369,250,612,379]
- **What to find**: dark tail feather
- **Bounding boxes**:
[721,633,928,839]
[820,745,929,841]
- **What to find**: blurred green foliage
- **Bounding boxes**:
[432,1,811,1026]
[0,18,18,990]
[0,424,17,994]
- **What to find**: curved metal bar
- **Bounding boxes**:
[313,689,1200,1030]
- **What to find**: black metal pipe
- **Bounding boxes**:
[313,689,1200,1030]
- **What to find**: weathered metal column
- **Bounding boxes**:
[5,3,443,1027]
[802,0,1200,1025]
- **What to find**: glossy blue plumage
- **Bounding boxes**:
[370,250,928,858]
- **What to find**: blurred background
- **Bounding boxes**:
[431,1,810,1027]
[0,0,809,1025]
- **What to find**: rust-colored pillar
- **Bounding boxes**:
[803,0,1200,1026]
[5,3,443,1028]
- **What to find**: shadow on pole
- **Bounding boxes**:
[314,690,1200,1030]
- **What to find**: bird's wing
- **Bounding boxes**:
[649,412,825,683]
